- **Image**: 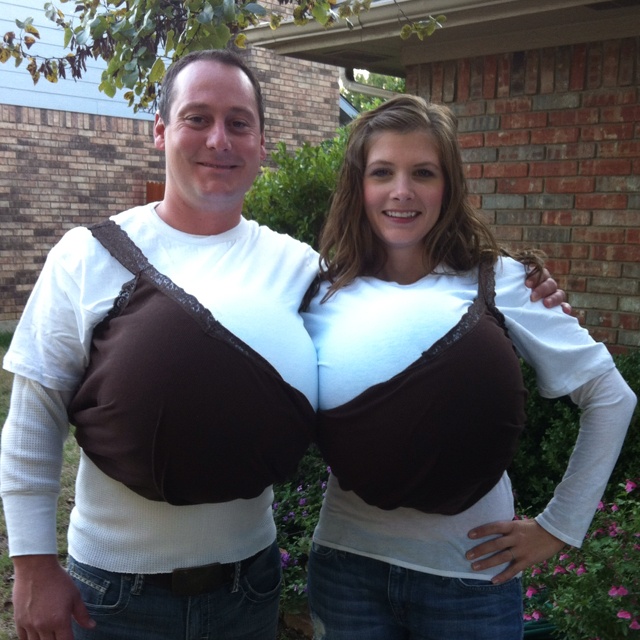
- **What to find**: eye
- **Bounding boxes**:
[415,168,435,178]
[368,167,392,178]
[186,115,206,126]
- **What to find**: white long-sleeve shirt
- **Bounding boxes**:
[1,204,319,572]
[302,258,636,580]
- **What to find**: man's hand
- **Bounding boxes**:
[526,268,572,314]
[466,519,566,585]
[13,554,95,640]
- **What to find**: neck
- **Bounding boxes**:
[377,251,428,285]
[155,198,242,236]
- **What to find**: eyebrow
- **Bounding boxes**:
[366,159,440,168]
[177,102,259,121]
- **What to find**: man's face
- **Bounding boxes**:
[154,59,266,232]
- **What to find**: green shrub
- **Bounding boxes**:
[511,350,640,512]
[244,129,347,249]
[523,480,640,639]
[273,445,328,614]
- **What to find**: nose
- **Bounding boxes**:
[391,175,414,201]
[206,122,231,151]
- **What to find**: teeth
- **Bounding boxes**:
[385,211,419,218]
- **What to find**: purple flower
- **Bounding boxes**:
[280,550,291,568]
[608,586,629,597]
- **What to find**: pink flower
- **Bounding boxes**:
[630,619,640,630]
[617,611,632,620]
[576,564,587,576]
[525,586,538,598]
[625,480,637,493]
[553,565,567,575]
[609,586,629,597]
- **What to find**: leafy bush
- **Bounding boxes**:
[523,480,640,639]
[511,350,640,512]
[244,129,347,249]
[273,446,329,614]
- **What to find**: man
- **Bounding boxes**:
[1,50,564,640]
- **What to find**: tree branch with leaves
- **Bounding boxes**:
[1,0,444,113]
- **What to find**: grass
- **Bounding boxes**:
[0,333,307,639]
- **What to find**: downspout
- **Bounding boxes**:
[339,67,401,100]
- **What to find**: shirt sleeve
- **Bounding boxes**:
[535,367,636,546]
[0,375,73,556]
[494,258,614,398]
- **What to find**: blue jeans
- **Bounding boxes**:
[68,541,281,639]
[307,543,524,640]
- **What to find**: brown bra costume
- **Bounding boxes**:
[316,262,527,516]
[68,220,316,505]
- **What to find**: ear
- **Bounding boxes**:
[259,132,267,162]
[154,112,166,151]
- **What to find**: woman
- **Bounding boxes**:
[302,96,636,640]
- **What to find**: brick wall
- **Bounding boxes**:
[0,49,339,329]
[406,37,640,352]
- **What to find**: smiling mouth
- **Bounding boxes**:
[199,161,238,170]
[384,210,420,218]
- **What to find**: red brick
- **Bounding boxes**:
[548,109,599,126]
[459,132,484,148]
[569,44,587,91]
[485,130,530,146]
[497,178,543,193]
[502,112,547,129]
[483,163,528,178]
[575,194,627,209]
[580,123,635,141]
[483,56,498,99]
[546,177,595,193]
[602,40,620,88]
[525,50,540,95]
[497,53,511,98]
[457,59,470,102]
[529,161,577,177]
[592,245,640,261]
[579,159,632,176]
[531,128,579,144]
[572,228,626,243]
[493,98,532,114]
[541,211,591,226]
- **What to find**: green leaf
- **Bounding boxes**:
[99,78,116,98]
[311,2,328,25]
[148,57,165,83]
[74,26,89,45]
[244,3,267,17]
[223,0,236,23]
[197,4,215,24]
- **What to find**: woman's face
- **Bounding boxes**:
[363,130,446,278]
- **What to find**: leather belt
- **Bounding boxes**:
[144,547,266,596]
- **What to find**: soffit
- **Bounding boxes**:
[247,0,640,77]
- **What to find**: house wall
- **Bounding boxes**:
[406,37,640,352]
[0,45,339,330]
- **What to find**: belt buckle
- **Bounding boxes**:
[171,562,227,597]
